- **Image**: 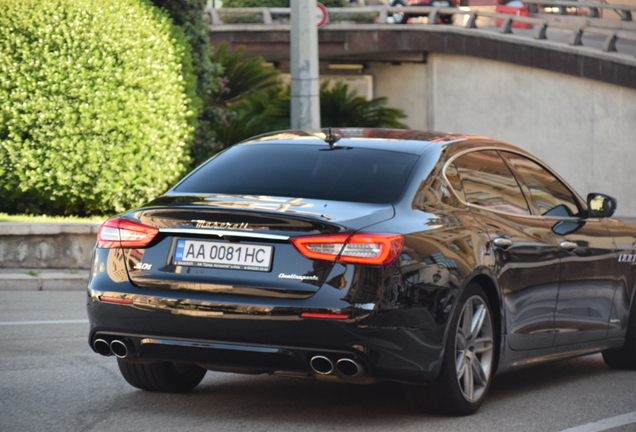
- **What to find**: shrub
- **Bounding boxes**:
[330,4,378,23]
[0,0,199,215]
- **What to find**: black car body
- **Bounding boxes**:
[87,129,636,415]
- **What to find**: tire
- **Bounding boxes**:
[392,0,408,24]
[404,283,495,416]
[602,298,636,369]
[440,15,453,25]
[117,358,207,392]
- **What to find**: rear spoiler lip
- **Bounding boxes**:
[158,228,290,241]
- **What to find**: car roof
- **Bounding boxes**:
[239,128,475,155]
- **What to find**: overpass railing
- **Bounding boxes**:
[522,0,636,20]
[207,5,636,57]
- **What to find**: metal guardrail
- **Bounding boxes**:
[523,0,636,20]
[207,5,636,57]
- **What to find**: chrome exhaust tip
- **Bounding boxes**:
[93,339,112,356]
[310,355,334,375]
[110,340,129,359]
[336,358,364,377]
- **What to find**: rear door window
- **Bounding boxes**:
[174,144,420,204]
[451,150,530,215]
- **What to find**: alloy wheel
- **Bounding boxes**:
[455,295,494,403]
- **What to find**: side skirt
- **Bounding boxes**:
[495,336,624,374]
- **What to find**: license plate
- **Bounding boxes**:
[173,239,273,272]
[433,1,449,5]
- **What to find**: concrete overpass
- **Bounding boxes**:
[209,6,636,216]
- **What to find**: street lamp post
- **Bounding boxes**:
[290,0,321,130]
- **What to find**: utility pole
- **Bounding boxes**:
[290,0,321,130]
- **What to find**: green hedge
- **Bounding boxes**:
[0,0,199,215]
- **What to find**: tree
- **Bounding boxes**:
[320,81,408,129]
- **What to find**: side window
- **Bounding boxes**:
[452,150,530,215]
[499,152,582,218]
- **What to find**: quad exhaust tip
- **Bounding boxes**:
[336,358,364,377]
[310,355,334,375]
[93,339,112,356]
[110,340,129,358]
[310,355,365,377]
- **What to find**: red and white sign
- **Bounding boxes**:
[316,2,328,28]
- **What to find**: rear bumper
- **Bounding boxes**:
[87,282,448,384]
[86,244,453,384]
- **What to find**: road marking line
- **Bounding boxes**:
[560,411,636,432]
[0,319,89,326]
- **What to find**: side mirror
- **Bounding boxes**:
[587,193,617,218]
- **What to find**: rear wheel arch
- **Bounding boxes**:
[404,280,497,415]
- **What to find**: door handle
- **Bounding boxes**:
[493,238,513,249]
[559,241,578,252]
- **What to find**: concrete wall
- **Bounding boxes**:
[368,62,431,131]
[370,54,636,217]
[0,223,99,269]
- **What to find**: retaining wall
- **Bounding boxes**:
[0,223,100,269]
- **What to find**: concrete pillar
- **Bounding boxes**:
[290,0,321,130]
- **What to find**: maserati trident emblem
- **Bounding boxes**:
[191,220,253,231]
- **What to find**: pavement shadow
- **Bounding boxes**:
[488,353,614,400]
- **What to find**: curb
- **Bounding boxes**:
[0,269,90,292]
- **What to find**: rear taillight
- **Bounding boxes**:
[291,233,404,266]
[97,217,159,249]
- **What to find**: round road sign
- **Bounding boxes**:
[316,3,328,28]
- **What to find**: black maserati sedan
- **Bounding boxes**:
[87,128,636,416]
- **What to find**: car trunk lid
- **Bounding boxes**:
[121,194,395,298]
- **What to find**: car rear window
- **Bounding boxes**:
[174,144,420,204]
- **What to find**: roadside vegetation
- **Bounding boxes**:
[0,0,406,218]
[207,42,408,154]
[0,0,207,216]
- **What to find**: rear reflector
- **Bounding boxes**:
[300,313,350,320]
[97,217,159,249]
[99,296,134,305]
[291,233,403,266]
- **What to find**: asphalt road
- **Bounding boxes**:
[1,291,636,432]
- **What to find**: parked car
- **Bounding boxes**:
[87,128,636,416]
[390,0,460,24]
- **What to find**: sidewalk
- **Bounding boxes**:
[0,268,90,291]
